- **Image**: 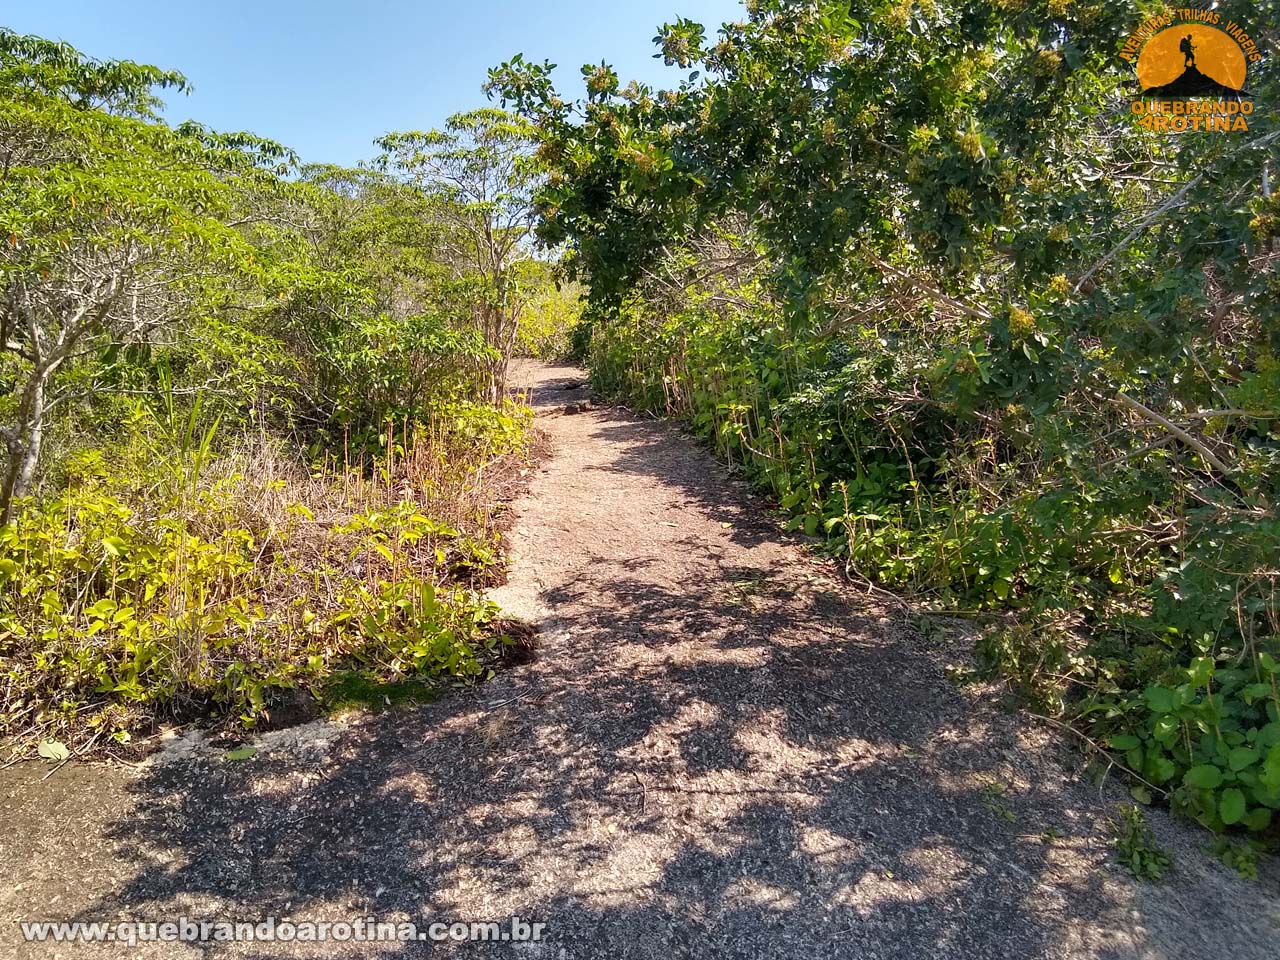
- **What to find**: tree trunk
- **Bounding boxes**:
[0,369,47,526]
[0,434,20,526]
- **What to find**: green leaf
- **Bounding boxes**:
[1126,746,1145,771]
[86,598,118,619]
[1259,722,1280,751]
[1146,754,1178,784]
[1227,746,1258,772]
[1243,807,1272,831]
[1151,714,1179,745]
[1144,686,1177,713]
[1183,764,1223,790]
[1218,788,1246,825]
[1242,683,1273,704]
[223,746,257,761]
[1109,734,1141,751]
[37,739,71,762]
[102,535,129,558]
[1186,656,1215,687]
[1261,743,1280,792]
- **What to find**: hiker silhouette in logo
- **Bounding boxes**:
[1180,34,1196,69]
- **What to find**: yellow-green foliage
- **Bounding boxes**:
[515,282,584,360]
[0,403,531,747]
[0,31,547,753]
[491,0,1280,836]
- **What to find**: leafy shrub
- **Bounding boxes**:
[1110,805,1173,881]
[0,30,556,758]
[0,408,529,747]
[489,0,1280,836]
[515,281,584,360]
[1104,654,1280,833]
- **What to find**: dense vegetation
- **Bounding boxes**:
[0,31,566,751]
[489,0,1280,836]
[4,0,1278,852]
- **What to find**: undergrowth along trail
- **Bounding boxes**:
[0,360,1277,958]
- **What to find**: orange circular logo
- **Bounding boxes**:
[1121,11,1261,133]
[1138,25,1247,94]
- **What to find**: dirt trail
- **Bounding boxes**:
[1,361,1277,959]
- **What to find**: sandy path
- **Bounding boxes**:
[1,361,1276,959]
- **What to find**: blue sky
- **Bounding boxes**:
[4,1,745,165]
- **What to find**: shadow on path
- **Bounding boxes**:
[3,362,1276,960]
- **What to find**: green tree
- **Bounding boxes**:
[489,0,1280,832]
[378,109,541,402]
[0,30,286,521]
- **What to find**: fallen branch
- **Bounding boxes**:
[870,257,994,321]
[1074,174,1204,293]
[1114,393,1235,478]
[1026,712,1167,800]
[632,770,647,814]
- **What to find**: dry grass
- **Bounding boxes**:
[0,403,543,755]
